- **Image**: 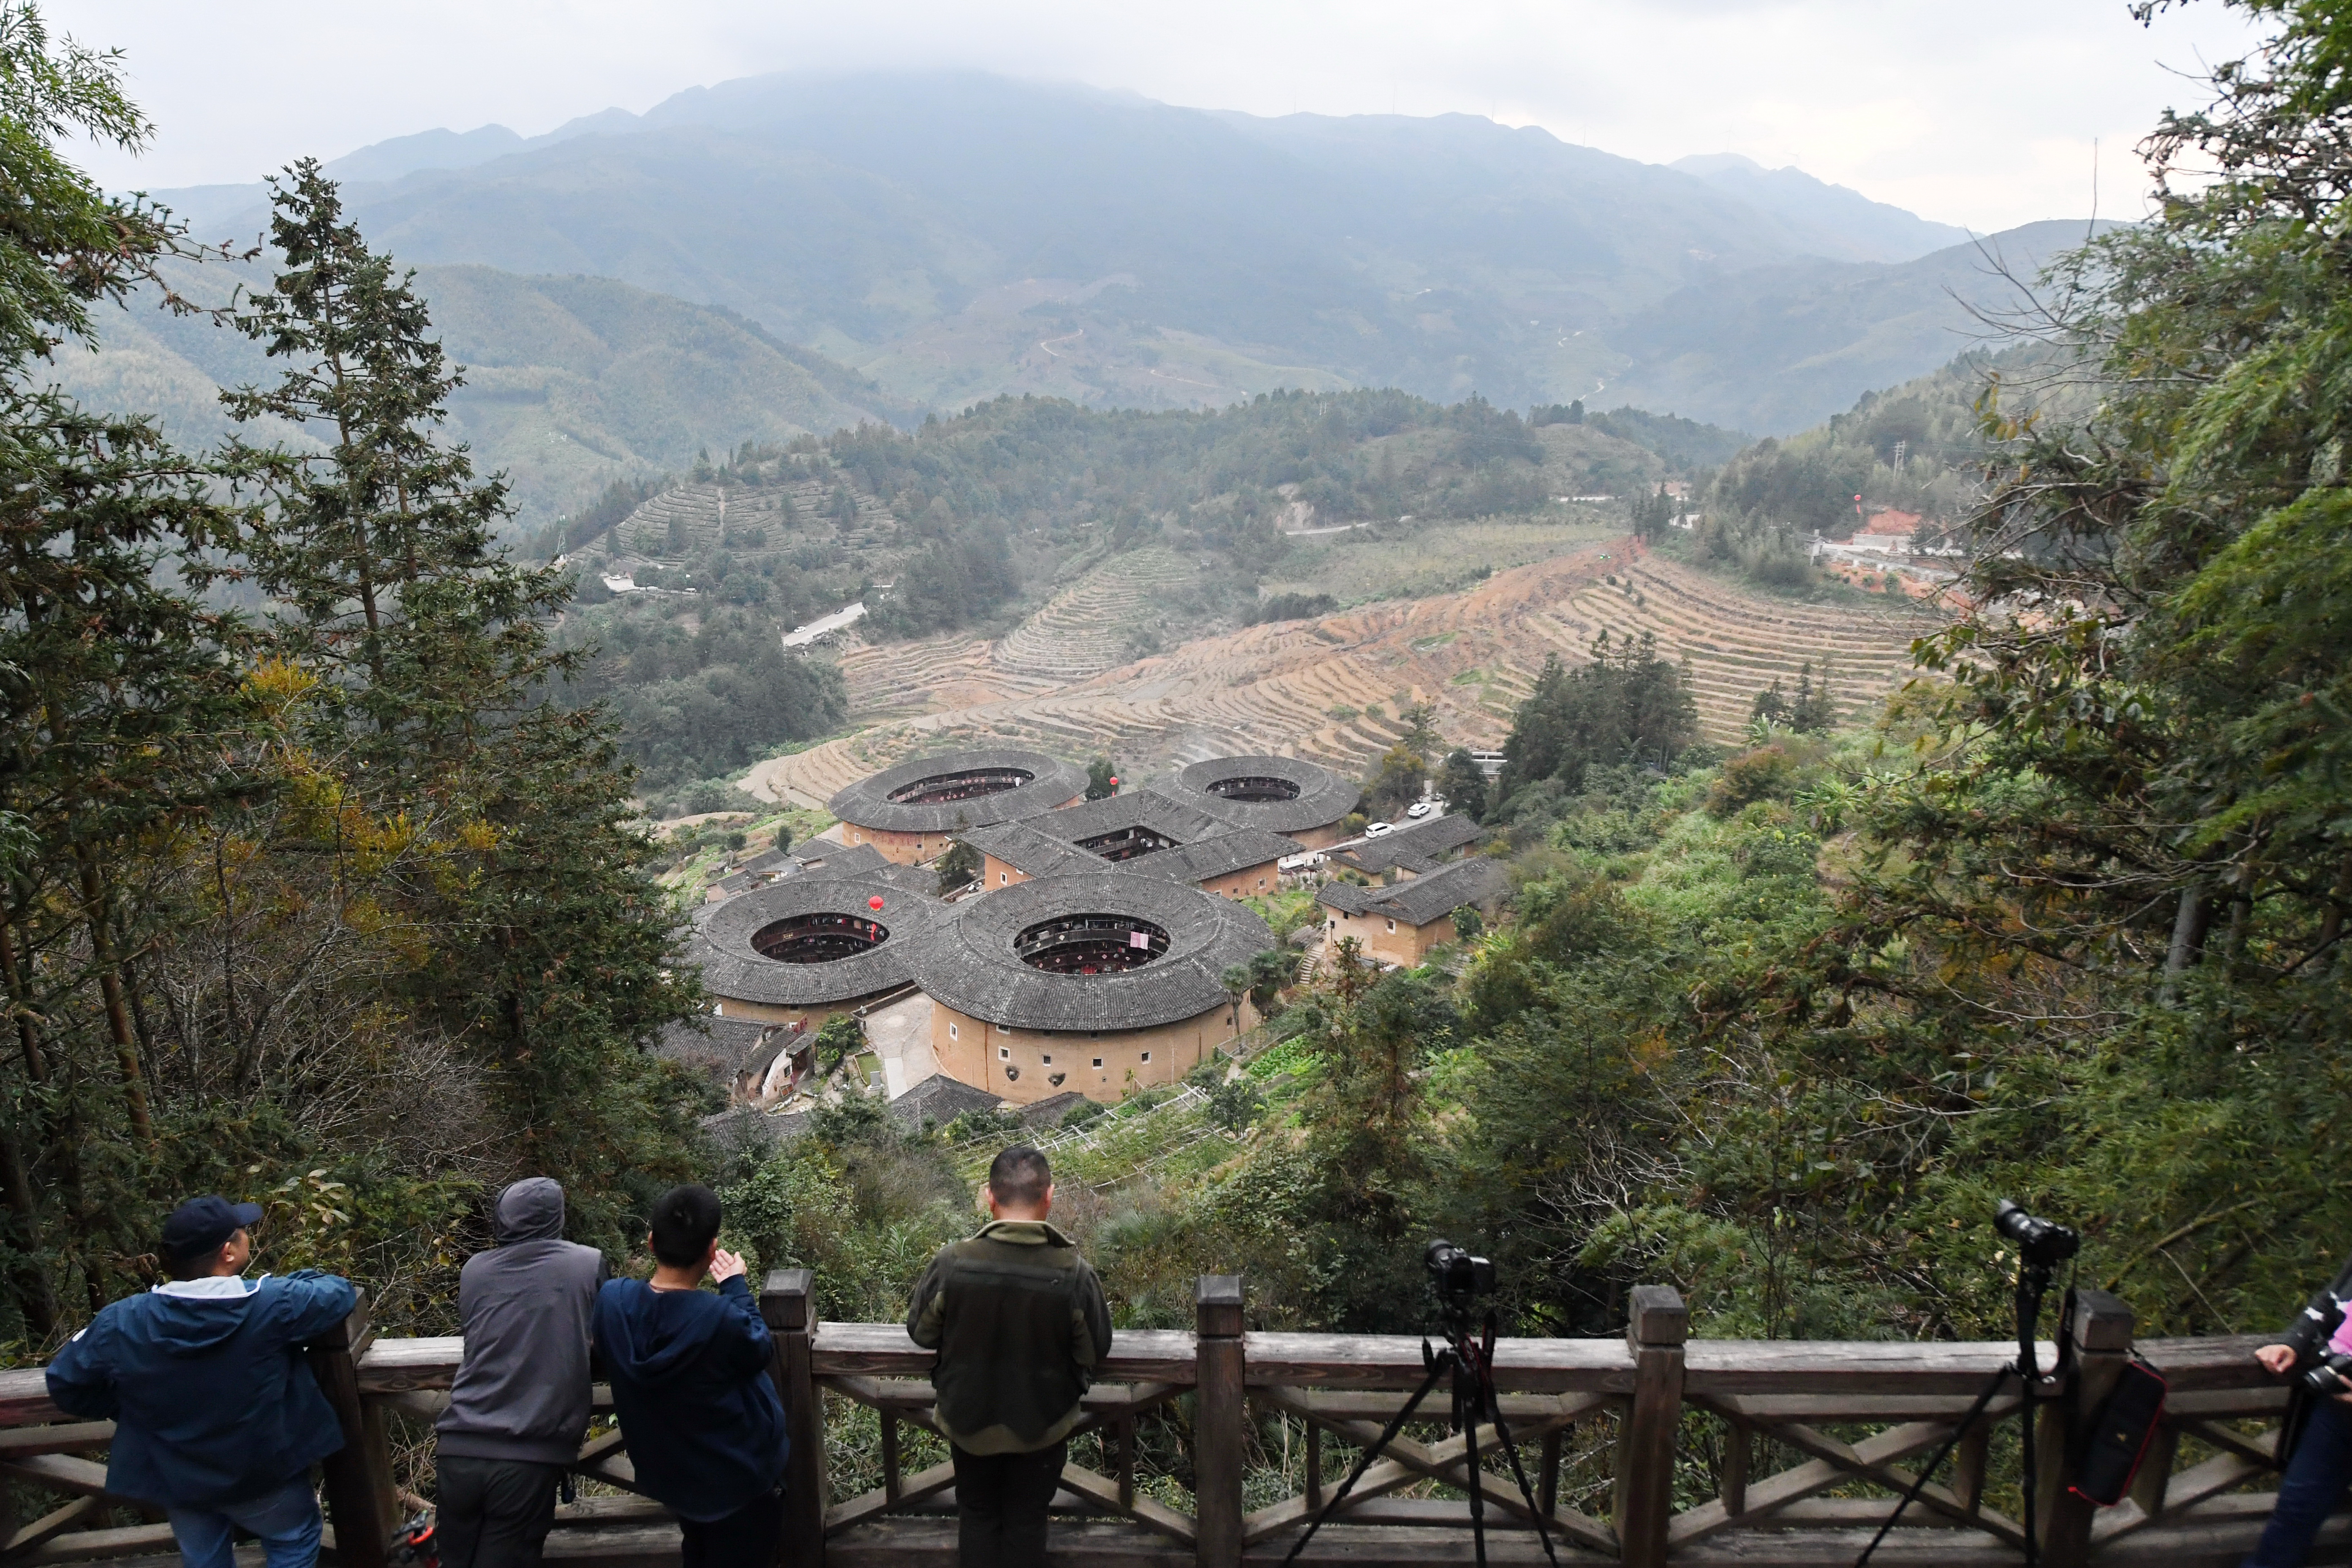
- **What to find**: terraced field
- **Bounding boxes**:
[991,549,1197,679]
[743,540,1941,808]
[612,479,896,562]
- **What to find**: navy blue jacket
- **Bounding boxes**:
[46,1271,357,1507]
[593,1275,787,1521]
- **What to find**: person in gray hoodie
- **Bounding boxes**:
[434,1179,607,1568]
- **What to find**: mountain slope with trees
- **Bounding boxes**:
[147,73,2065,433]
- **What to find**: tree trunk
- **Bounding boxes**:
[0,1111,56,1337]
[2160,882,2212,1004]
[74,848,152,1145]
[0,915,47,1085]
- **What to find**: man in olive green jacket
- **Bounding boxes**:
[906,1143,1113,1567]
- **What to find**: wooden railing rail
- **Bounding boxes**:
[0,1279,2327,1566]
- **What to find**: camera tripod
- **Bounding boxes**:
[1853,1252,2064,1568]
[1280,1306,1562,1568]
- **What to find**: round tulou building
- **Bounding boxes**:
[689,874,944,1028]
[1163,754,1360,850]
[911,871,1274,1104]
[828,747,1088,865]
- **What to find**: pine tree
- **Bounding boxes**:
[222,164,701,1244]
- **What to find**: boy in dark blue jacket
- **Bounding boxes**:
[47,1195,357,1568]
[594,1184,787,1568]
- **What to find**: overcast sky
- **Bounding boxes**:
[51,0,2265,234]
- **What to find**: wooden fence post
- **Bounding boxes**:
[2039,1288,2133,1568]
[762,1269,828,1568]
[308,1292,390,1568]
[1612,1284,1687,1568]
[1194,1275,1246,1568]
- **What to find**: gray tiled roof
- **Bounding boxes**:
[1019,1090,1092,1127]
[1163,755,1359,836]
[828,748,1087,835]
[963,801,1292,890]
[1316,856,1511,928]
[887,1073,1004,1130]
[1333,813,1484,875]
[655,1015,776,1087]
[914,872,1274,1032]
[691,876,946,1007]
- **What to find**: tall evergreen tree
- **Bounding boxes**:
[220,163,701,1246]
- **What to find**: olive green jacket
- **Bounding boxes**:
[906,1219,1113,1454]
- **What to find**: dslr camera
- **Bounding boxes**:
[1426,1239,1496,1311]
[1994,1199,2080,1271]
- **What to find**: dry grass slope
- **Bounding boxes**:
[744,540,1938,808]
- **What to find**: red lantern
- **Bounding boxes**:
[1108,776,1120,787]
[868,895,885,910]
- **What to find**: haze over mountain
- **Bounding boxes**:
[127,72,2089,440]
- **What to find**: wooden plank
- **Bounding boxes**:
[1667,1420,2019,1548]
[824,1456,958,1533]
[1058,1462,1199,1545]
[0,1369,68,1429]
[0,1496,98,1554]
[1763,1419,2024,1546]
[1682,1340,2047,1396]
[1710,1394,2024,1424]
[1244,1332,1634,1394]
[1262,1389,1608,1423]
[816,1375,1178,1416]
[2163,1387,2287,1420]
[0,1452,166,1518]
[353,1335,465,1392]
[2089,1451,2270,1544]
[811,1323,1199,1384]
[0,1422,112,1458]
[11,1520,178,1565]
[573,1451,642,1494]
[2132,1334,2272,1391]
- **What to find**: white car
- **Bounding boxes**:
[1363,820,1395,837]
[1405,801,1434,819]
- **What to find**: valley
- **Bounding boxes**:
[747,543,1932,807]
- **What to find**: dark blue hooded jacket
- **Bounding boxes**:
[593,1275,787,1522]
[46,1271,357,1507]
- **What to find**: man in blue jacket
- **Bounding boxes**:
[46,1195,357,1568]
[594,1184,787,1568]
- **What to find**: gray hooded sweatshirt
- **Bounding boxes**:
[436,1178,607,1465]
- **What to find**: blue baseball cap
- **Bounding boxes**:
[161,1195,263,1264]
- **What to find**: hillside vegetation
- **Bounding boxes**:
[46,259,917,534]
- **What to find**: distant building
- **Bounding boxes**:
[1160,754,1360,850]
[688,870,944,1029]
[828,748,1088,865]
[961,787,1294,899]
[1328,813,1484,879]
[1317,856,1511,968]
[912,872,1272,1105]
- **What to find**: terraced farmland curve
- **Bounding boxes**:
[991,549,1196,679]
[744,541,1942,809]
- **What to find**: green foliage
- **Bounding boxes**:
[813,1014,864,1076]
[1493,632,1699,808]
[935,838,983,896]
[1440,748,1489,820]
[1086,757,1120,800]
[1250,592,1339,624]
[1362,743,1428,819]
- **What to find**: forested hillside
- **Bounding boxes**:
[46,258,917,535]
[545,391,1696,794]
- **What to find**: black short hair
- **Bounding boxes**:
[164,1244,222,1282]
[648,1184,723,1267]
[987,1145,1051,1209]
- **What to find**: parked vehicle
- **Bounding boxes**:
[1363,821,1395,837]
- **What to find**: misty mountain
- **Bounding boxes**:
[1603,218,2114,432]
[1670,154,1973,264]
[47,261,915,533]
[134,72,2069,433]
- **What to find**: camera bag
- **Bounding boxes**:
[2067,1358,2168,1506]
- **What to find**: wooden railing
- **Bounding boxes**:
[0,1274,2332,1567]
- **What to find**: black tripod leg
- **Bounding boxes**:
[1854,1365,2013,1568]
[1281,1355,1452,1568]
[1486,1401,1563,1568]
[1463,1383,1488,1568]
